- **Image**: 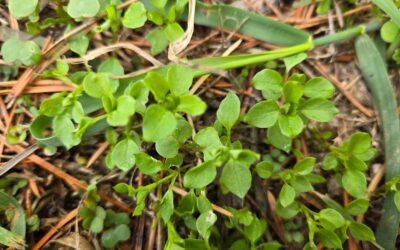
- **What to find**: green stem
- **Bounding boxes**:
[313,21,381,47]
[135,172,177,193]
[387,33,400,58]
[191,40,314,77]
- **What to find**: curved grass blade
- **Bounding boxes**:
[355,34,400,250]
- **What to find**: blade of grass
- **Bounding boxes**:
[183,1,310,46]
[372,0,400,27]
[355,34,400,250]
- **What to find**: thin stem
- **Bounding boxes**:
[135,172,177,193]
[313,21,381,47]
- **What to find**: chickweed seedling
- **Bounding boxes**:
[33,56,381,248]
[4,0,392,249]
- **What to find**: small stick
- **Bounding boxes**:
[312,61,374,117]
[86,142,109,168]
[31,208,79,250]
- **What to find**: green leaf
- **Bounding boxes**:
[176,192,196,216]
[0,227,24,249]
[283,52,307,72]
[279,183,296,207]
[122,2,147,29]
[349,222,375,241]
[244,100,280,128]
[316,229,342,249]
[233,209,253,226]
[184,239,207,250]
[345,198,369,216]
[101,230,118,248]
[217,92,241,132]
[160,190,174,224]
[144,72,170,101]
[135,152,162,175]
[111,138,139,171]
[147,10,164,25]
[278,115,303,138]
[258,241,282,250]
[101,224,131,248]
[176,95,207,116]
[0,192,26,248]
[317,0,331,14]
[90,206,106,233]
[344,155,367,171]
[67,0,100,18]
[220,161,252,199]
[174,118,192,143]
[83,72,113,98]
[195,127,222,149]
[39,95,65,117]
[299,98,338,122]
[319,208,345,230]
[293,157,315,175]
[133,190,148,216]
[164,22,184,41]
[53,115,79,149]
[255,161,275,179]
[6,125,27,145]
[167,64,194,96]
[230,149,260,167]
[322,152,338,170]
[114,223,131,241]
[283,81,304,103]
[229,240,250,250]
[381,21,400,43]
[290,176,314,193]
[342,169,366,198]
[107,95,136,126]
[9,0,38,19]
[252,69,283,100]
[304,77,335,98]
[243,216,266,244]
[394,191,400,212]
[196,211,217,240]
[197,195,212,214]
[1,37,41,66]
[347,132,371,154]
[165,222,184,250]
[184,161,217,189]
[155,136,179,158]
[68,32,89,56]
[267,124,292,152]
[276,200,300,219]
[149,0,167,9]
[98,57,124,90]
[147,28,169,55]
[143,104,177,142]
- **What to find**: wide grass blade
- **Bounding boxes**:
[183,1,310,46]
[372,0,400,27]
[355,34,400,250]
